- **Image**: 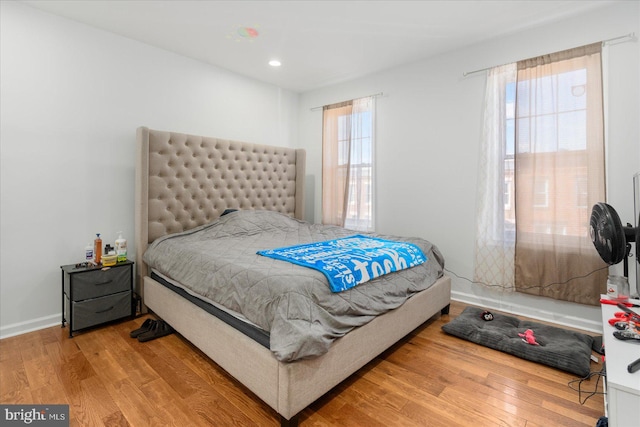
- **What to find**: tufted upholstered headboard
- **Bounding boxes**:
[134,126,306,294]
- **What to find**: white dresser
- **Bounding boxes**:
[600,296,640,426]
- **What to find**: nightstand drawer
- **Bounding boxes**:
[69,266,131,300]
[71,291,132,331]
[61,260,134,337]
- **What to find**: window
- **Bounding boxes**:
[532,178,549,208]
[575,175,588,209]
[475,43,607,305]
[322,97,375,231]
[516,69,589,154]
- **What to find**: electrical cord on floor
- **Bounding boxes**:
[443,265,611,291]
[567,366,606,405]
[445,266,613,406]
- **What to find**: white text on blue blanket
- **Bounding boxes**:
[260,236,427,292]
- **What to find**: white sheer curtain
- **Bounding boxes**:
[322,96,375,231]
[346,97,374,231]
[474,64,517,290]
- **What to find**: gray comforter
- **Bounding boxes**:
[143,210,444,362]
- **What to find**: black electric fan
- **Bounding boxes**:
[589,202,640,280]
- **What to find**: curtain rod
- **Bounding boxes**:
[310,92,384,111]
[462,32,636,77]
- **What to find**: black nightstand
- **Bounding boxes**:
[60,260,134,337]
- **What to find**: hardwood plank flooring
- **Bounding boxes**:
[0,301,605,426]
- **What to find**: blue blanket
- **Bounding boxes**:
[257,235,427,292]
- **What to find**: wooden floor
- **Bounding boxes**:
[1,301,605,426]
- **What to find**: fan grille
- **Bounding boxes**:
[590,202,626,265]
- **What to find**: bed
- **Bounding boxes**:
[134,126,451,426]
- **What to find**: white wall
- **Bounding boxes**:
[2,1,638,339]
[298,2,640,332]
[0,1,299,337]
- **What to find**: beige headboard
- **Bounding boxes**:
[134,126,306,295]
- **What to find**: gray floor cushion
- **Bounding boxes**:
[442,306,594,377]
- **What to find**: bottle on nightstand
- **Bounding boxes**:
[94,233,102,264]
[85,243,93,262]
[115,231,127,262]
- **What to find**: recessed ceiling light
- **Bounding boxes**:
[269,60,281,67]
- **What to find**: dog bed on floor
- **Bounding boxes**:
[442,306,594,377]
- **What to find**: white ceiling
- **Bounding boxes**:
[22,0,617,93]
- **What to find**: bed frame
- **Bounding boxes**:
[135,126,451,426]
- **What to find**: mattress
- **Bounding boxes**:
[143,210,445,361]
[150,269,270,348]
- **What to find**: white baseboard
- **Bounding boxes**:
[451,290,603,334]
[0,314,60,340]
[0,293,604,339]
